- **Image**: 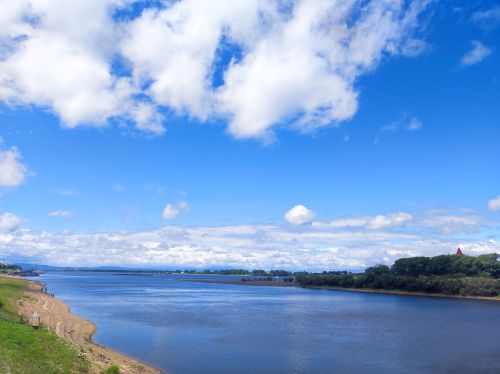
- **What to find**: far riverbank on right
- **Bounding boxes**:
[185,278,500,302]
[187,251,500,301]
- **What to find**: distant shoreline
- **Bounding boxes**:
[186,278,500,302]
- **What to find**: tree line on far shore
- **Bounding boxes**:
[177,268,295,276]
[295,253,500,297]
[0,264,22,273]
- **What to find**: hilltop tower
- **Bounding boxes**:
[456,247,463,256]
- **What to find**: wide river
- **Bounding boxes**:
[39,272,499,374]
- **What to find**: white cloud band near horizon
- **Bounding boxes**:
[0,207,498,270]
[0,0,431,140]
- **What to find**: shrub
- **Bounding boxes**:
[103,364,120,374]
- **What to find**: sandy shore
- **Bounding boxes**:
[10,276,162,374]
[187,278,500,302]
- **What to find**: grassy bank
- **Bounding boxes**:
[0,277,29,314]
[0,276,90,374]
[0,320,90,373]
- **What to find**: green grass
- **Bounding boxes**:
[102,364,120,374]
[0,277,91,374]
[0,320,90,374]
[0,277,28,314]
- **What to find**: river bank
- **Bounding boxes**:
[186,278,500,302]
[5,275,162,374]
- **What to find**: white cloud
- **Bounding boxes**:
[0,216,497,269]
[217,1,431,139]
[407,117,422,131]
[0,212,22,233]
[314,210,486,236]
[410,210,483,235]
[0,205,497,269]
[0,144,28,187]
[0,0,134,127]
[369,212,413,229]
[400,38,429,57]
[162,201,190,220]
[488,196,500,212]
[471,6,500,28]
[48,210,72,217]
[162,205,179,220]
[285,205,314,225]
[130,102,165,135]
[461,41,491,66]
[381,115,422,133]
[0,0,432,140]
[381,122,398,132]
[314,212,413,230]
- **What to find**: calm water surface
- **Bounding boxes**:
[39,272,500,374]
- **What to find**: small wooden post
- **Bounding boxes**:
[29,311,40,328]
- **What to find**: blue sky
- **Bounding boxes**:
[0,0,499,269]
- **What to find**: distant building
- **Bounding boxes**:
[456,247,463,256]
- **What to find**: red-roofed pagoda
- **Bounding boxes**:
[456,247,463,256]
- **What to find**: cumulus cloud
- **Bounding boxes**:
[0,212,23,233]
[285,205,314,225]
[162,201,189,220]
[0,0,431,140]
[488,196,500,212]
[461,41,491,66]
[48,210,72,217]
[216,1,431,139]
[0,0,134,127]
[0,144,28,187]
